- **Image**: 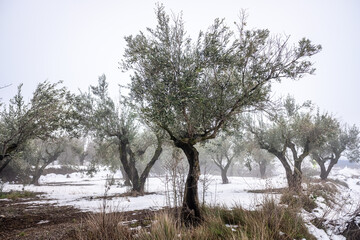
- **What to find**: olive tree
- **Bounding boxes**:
[206,135,241,184]
[311,124,360,180]
[70,138,90,166]
[244,140,274,178]
[122,5,321,224]
[248,97,338,192]
[25,137,67,185]
[75,75,163,194]
[0,81,72,175]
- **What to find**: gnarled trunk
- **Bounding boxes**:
[31,165,46,186]
[286,168,302,192]
[318,160,337,180]
[174,140,202,226]
[276,153,303,193]
[220,168,229,184]
[119,137,163,194]
[121,142,140,193]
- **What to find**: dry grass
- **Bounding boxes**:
[280,190,318,212]
[76,211,132,240]
[280,178,341,212]
[77,199,316,240]
[77,188,316,240]
[136,198,315,240]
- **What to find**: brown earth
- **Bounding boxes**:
[0,195,156,240]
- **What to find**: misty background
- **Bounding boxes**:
[1,0,359,125]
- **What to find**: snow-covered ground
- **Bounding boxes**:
[2,167,286,211]
[303,167,360,240]
[2,165,360,239]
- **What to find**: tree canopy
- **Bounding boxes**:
[123,6,321,146]
[0,81,73,174]
[248,96,339,191]
[311,124,360,179]
[122,5,322,225]
[74,75,163,193]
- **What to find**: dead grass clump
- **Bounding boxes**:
[76,212,132,240]
[280,190,318,212]
[228,199,315,240]
[137,212,180,240]
[307,181,339,207]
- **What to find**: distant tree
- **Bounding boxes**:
[75,75,163,194]
[26,137,67,185]
[311,124,360,180]
[122,5,321,224]
[244,140,274,178]
[249,96,338,192]
[0,81,72,175]
[206,135,240,184]
[70,138,90,166]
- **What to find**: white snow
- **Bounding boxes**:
[2,165,360,239]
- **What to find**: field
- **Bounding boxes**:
[1,165,360,239]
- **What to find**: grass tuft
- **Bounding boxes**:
[280,190,318,212]
[0,190,38,200]
[76,212,132,240]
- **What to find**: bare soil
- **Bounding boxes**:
[0,195,155,240]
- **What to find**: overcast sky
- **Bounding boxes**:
[1,0,359,125]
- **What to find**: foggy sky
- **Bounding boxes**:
[0,0,359,125]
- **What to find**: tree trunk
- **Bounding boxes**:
[31,166,46,186]
[285,167,302,192]
[275,154,302,192]
[319,159,337,180]
[138,143,163,193]
[118,140,141,193]
[119,138,163,195]
[220,168,229,184]
[127,147,141,193]
[259,162,266,179]
[0,156,12,174]
[31,159,41,185]
[31,154,59,185]
[120,166,131,186]
[174,140,202,226]
[318,161,327,180]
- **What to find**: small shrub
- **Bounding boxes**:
[0,190,38,200]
